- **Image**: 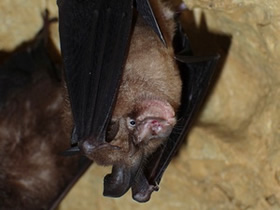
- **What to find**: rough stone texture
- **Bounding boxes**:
[1,0,280,210]
[0,0,59,51]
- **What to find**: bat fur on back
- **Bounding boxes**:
[0,38,79,210]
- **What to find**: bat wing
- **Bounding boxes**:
[48,157,92,210]
[58,0,133,149]
[58,0,166,153]
[136,0,166,45]
[144,21,219,190]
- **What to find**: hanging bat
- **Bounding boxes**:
[0,17,94,209]
[57,0,219,205]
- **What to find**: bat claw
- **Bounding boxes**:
[132,184,158,203]
[61,145,80,156]
[177,3,187,12]
[80,140,121,155]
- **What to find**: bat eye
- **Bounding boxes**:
[128,119,136,127]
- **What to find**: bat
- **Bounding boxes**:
[85,5,183,201]
[0,15,93,210]
[57,0,219,206]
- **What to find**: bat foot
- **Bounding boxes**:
[132,185,158,203]
[103,165,132,198]
[131,171,159,202]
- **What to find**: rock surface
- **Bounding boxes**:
[1,0,280,209]
[0,0,58,51]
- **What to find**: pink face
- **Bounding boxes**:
[126,99,176,147]
[80,99,177,165]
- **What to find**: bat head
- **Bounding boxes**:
[127,99,176,153]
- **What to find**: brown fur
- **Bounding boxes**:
[0,57,79,210]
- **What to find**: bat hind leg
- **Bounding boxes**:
[103,165,132,198]
[131,171,159,202]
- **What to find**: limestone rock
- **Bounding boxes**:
[0,0,59,51]
[1,0,280,210]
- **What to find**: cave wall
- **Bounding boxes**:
[1,0,280,209]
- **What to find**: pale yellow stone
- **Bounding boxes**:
[1,0,280,209]
[0,0,59,51]
[0,0,44,51]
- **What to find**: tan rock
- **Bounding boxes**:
[1,0,280,209]
[0,0,59,51]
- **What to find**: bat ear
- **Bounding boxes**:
[106,120,120,142]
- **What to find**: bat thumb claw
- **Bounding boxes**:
[61,145,80,156]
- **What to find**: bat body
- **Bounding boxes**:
[58,0,219,205]
[80,7,180,167]
[79,9,182,201]
[0,29,89,209]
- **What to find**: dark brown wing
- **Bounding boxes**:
[145,21,219,188]
[58,0,133,149]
